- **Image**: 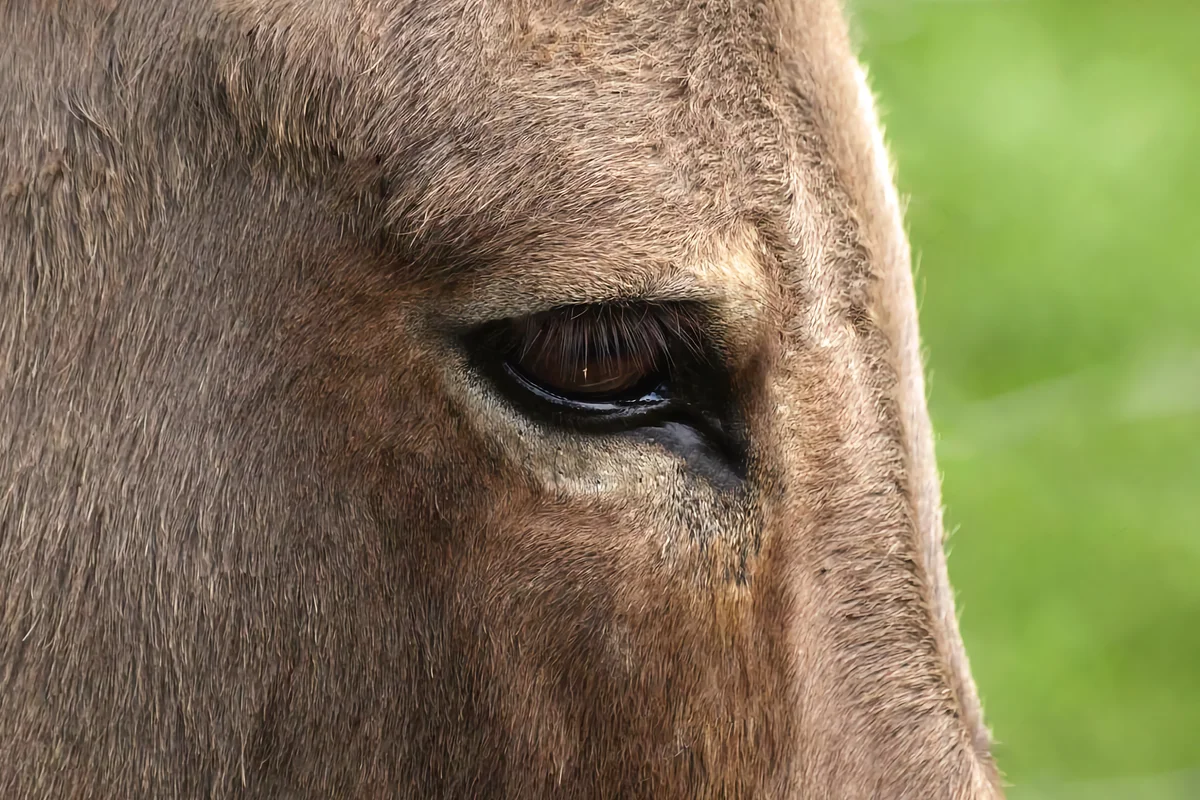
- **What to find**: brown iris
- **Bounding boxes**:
[514,349,653,397]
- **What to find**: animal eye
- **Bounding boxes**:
[469,302,701,415]
[464,300,748,486]
[504,306,672,403]
[512,347,656,398]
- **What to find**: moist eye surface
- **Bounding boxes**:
[503,302,699,403]
[464,301,747,486]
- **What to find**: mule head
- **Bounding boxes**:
[0,0,1001,797]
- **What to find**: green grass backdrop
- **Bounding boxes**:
[854,1,1200,797]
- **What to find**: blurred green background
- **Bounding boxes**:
[852,0,1200,797]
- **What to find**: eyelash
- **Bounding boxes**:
[463,299,710,424]
[505,304,702,392]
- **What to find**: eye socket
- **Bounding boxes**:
[463,300,748,487]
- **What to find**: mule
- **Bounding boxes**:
[0,0,1002,797]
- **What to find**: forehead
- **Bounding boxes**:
[223,0,858,295]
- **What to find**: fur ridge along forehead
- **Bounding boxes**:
[0,0,1002,797]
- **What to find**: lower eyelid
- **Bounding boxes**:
[503,361,665,408]
[480,342,746,487]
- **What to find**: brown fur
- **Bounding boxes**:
[0,0,1002,796]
